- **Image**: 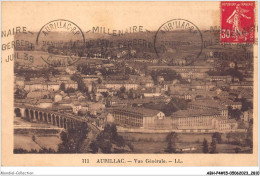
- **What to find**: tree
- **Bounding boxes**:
[14,88,27,99]
[78,110,86,116]
[32,135,36,142]
[150,69,181,84]
[226,132,232,143]
[203,138,209,153]
[98,78,102,84]
[128,89,134,99]
[120,86,126,93]
[71,74,87,93]
[101,92,109,98]
[228,106,242,121]
[78,79,87,92]
[94,124,127,153]
[49,68,60,76]
[225,68,243,82]
[47,45,55,53]
[90,141,99,153]
[65,88,76,94]
[246,123,253,148]
[114,135,125,147]
[14,148,30,153]
[165,132,178,153]
[151,70,158,85]
[60,83,66,91]
[161,98,187,116]
[132,103,138,107]
[234,147,241,153]
[99,140,112,153]
[162,102,177,116]
[58,122,89,153]
[14,147,56,154]
[38,147,56,153]
[212,132,222,144]
[210,138,217,153]
[240,98,253,112]
[14,108,21,117]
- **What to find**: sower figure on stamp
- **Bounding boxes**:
[226,4,251,41]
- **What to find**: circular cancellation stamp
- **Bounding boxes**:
[36,19,85,67]
[154,19,203,65]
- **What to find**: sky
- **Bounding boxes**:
[2,1,220,33]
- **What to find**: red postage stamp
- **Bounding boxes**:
[221,1,255,43]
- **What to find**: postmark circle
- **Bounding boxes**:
[36,19,85,67]
[154,19,203,65]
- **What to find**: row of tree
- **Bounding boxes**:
[14,67,60,81]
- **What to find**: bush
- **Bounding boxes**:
[94,124,131,153]
[90,140,99,153]
[100,140,112,153]
[14,148,29,154]
[203,138,209,153]
[39,148,56,153]
[234,147,241,153]
[195,139,200,144]
[58,122,89,153]
[165,132,178,153]
[131,137,136,142]
[210,138,217,154]
[212,132,222,144]
[127,142,134,151]
[14,148,55,153]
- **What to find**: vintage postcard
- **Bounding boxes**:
[1,1,258,167]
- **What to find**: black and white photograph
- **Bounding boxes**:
[13,18,254,154]
[1,1,258,170]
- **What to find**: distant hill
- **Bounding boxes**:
[14,30,253,67]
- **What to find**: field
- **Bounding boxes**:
[132,141,167,153]
[120,132,214,142]
[216,144,251,153]
[120,132,251,154]
[14,134,42,151]
[178,133,215,143]
[14,134,61,152]
[14,117,62,152]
